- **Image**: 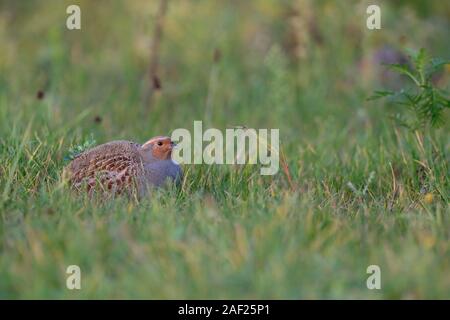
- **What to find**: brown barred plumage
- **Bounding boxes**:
[66,140,145,197]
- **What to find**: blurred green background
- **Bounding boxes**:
[0,0,449,299]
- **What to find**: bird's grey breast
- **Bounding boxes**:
[144,160,182,187]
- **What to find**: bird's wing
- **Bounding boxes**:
[68,141,144,195]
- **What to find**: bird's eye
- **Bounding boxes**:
[157,141,163,146]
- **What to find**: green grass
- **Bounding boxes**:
[0,0,449,299]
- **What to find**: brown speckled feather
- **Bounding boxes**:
[66,140,145,196]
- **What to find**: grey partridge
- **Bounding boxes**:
[65,136,182,197]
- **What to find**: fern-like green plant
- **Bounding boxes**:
[369,48,449,132]
[64,134,97,162]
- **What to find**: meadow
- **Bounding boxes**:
[0,0,449,299]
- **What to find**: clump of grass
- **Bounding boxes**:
[1,2,449,300]
[368,48,449,200]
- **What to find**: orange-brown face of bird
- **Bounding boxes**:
[142,136,175,160]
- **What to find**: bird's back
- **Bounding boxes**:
[66,140,145,195]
